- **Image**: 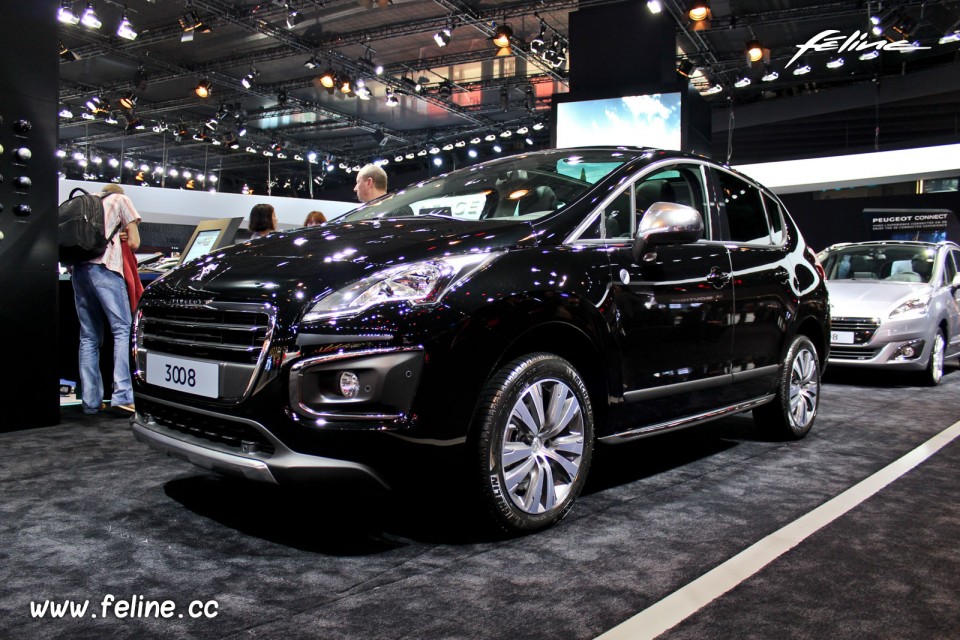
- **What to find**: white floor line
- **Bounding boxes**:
[596,419,960,640]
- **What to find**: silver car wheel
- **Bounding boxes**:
[789,346,819,429]
[500,378,585,515]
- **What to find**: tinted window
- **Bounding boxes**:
[946,249,960,285]
[762,193,785,244]
[716,170,771,244]
[634,165,709,239]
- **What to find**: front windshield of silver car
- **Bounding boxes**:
[819,244,937,283]
[340,149,635,223]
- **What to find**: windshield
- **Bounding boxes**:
[819,243,937,283]
[340,149,637,223]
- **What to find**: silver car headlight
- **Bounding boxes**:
[889,297,930,319]
[302,252,496,322]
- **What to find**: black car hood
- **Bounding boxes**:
[143,217,538,307]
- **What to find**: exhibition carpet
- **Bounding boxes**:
[1,367,958,640]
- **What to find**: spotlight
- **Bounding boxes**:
[492,24,513,54]
[355,85,372,100]
[677,59,696,77]
[437,81,453,100]
[85,95,104,112]
[826,56,845,69]
[434,27,451,47]
[116,14,137,40]
[194,79,212,98]
[860,49,881,60]
[470,137,481,144]
[647,0,662,13]
[80,3,101,29]
[532,122,545,131]
[58,106,74,118]
[761,66,779,82]
[734,75,751,88]
[484,133,496,142]
[339,74,353,94]
[442,143,454,151]
[241,66,258,89]
[286,9,302,29]
[58,1,80,25]
[529,21,547,55]
[237,121,247,137]
[179,10,210,33]
[104,111,119,124]
[687,1,710,22]
[940,31,960,44]
[745,40,763,63]
[205,114,219,131]
[700,84,723,95]
[59,41,80,61]
[125,116,143,131]
[385,89,399,106]
[304,55,321,69]
[118,92,137,110]
[792,64,812,76]
[524,85,536,111]
[318,68,336,89]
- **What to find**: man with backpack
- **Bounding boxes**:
[70,184,142,416]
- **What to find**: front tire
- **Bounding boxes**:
[474,353,594,533]
[922,329,946,386]
[754,335,820,440]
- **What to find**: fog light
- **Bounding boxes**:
[893,339,924,360]
[338,371,360,398]
[901,346,915,358]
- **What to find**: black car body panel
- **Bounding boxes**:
[131,147,829,529]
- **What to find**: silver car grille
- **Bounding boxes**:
[832,316,880,345]
[829,346,881,361]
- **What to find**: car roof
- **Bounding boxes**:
[824,240,960,251]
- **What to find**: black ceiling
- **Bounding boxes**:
[57,0,960,197]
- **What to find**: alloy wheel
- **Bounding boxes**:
[789,346,819,429]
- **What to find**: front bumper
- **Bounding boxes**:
[131,395,389,488]
[828,316,932,370]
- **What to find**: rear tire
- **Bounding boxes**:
[474,353,594,534]
[754,335,820,440]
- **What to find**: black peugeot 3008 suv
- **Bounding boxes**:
[131,147,829,533]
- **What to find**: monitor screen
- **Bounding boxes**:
[180,229,221,264]
[555,93,682,150]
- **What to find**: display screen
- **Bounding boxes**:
[180,229,220,264]
[555,93,682,150]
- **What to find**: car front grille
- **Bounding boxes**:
[829,346,880,361]
[136,302,274,365]
[138,398,276,456]
[832,316,880,345]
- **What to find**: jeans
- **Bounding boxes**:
[72,263,134,413]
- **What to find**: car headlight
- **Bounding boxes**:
[302,253,496,322]
[889,297,930,319]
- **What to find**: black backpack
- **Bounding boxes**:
[58,188,122,265]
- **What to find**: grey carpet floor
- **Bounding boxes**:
[1,366,958,640]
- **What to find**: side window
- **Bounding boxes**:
[762,193,786,244]
[635,164,709,239]
[716,170,773,244]
[579,188,632,240]
[947,250,960,285]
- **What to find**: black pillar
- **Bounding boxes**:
[0,0,60,430]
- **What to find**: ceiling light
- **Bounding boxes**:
[416,150,427,157]
[205,115,218,131]
[80,111,95,120]
[455,140,466,147]
[492,144,502,153]
[745,40,763,63]
[405,152,415,160]
[85,95,103,112]
[179,10,209,33]
[118,92,136,110]
[429,146,440,154]
[304,55,321,69]
[59,41,80,61]
[700,84,723,95]
[734,75,751,88]
[241,66,258,89]
[434,27,451,47]
[484,134,496,142]
[58,2,80,25]
[492,24,513,51]
[647,1,662,14]
[442,143,454,151]
[125,116,143,131]
[940,31,960,44]
[677,59,696,77]
[339,75,353,94]
[385,89,399,107]
[467,148,478,158]
[761,66,779,82]
[318,67,336,89]
[59,106,74,118]
[437,81,453,100]
[470,136,481,144]
[826,56,845,69]
[532,122,545,131]
[687,1,710,22]
[859,49,881,61]
[116,14,137,40]
[355,85,372,100]
[194,79,212,98]
[792,64,812,76]
[530,21,547,54]
[80,3,101,29]
[104,111,119,124]
[286,9,302,29]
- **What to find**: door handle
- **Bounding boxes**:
[707,266,731,289]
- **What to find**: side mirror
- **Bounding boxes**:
[632,202,704,262]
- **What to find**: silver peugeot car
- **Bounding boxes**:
[818,240,960,384]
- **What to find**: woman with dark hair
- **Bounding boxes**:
[249,203,277,239]
[304,210,327,227]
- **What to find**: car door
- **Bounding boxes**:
[942,247,960,355]
[605,163,735,426]
[710,168,792,401]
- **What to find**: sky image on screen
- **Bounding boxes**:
[555,93,682,150]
